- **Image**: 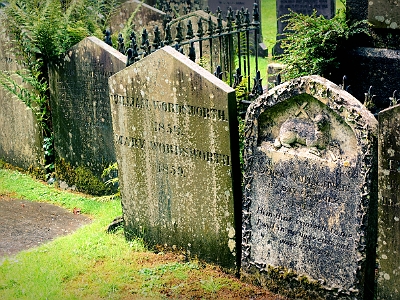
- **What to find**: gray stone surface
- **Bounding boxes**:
[344,47,400,111]
[377,105,400,299]
[242,75,378,299]
[0,13,44,170]
[368,0,400,29]
[109,0,165,37]
[346,0,368,22]
[109,46,240,270]
[49,36,126,180]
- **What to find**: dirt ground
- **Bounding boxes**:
[0,196,92,257]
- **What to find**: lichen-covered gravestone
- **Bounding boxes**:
[368,0,400,29]
[377,105,400,299]
[49,36,126,194]
[0,12,44,170]
[242,76,378,299]
[109,46,241,269]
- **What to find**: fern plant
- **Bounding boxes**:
[0,0,120,174]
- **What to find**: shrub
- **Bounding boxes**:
[277,4,369,81]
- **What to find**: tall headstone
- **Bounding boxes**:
[275,0,335,54]
[109,46,241,269]
[242,75,378,299]
[377,105,400,299]
[49,36,126,193]
[0,12,44,170]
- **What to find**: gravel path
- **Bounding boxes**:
[0,196,91,257]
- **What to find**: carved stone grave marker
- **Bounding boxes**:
[0,12,44,170]
[242,75,378,299]
[49,36,126,193]
[377,105,400,299]
[109,46,241,269]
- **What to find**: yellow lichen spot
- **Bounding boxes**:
[343,161,351,167]
[228,239,236,252]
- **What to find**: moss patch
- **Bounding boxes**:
[55,158,114,196]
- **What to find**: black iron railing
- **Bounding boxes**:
[110,3,264,110]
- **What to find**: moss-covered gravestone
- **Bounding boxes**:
[49,36,126,194]
[242,76,378,299]
[377,105,400,299]
[0,12,44,170]
[109,46,241,270]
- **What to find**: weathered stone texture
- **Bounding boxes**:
[377,105,400,299]
[49,36,126,180]
[109,46,240,269]
[109,0,165,36]
[368,0,400,30]
[242,75,378,299]
[0,13,44,169]
[344,47,400,111]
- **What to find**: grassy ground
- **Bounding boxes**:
[0,168,285,299]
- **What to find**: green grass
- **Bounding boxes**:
[0,168,276,299]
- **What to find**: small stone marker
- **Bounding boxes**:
[49,36,126,189]
[242,75,378,299]
[0,12,44,170]
[368,0,400,29]
[377,105,400,299]
[109,46,240,269]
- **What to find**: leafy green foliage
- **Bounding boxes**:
[0,0,119,173]
[277,6,369,81]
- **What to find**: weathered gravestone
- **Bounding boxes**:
[368,0,400,30]
[0,12,44,170]
[109,46,241,269]
[242,75,378,299]
[377,105,400,299]
[275,0,335,54]
[208,0,258,16]
[109,0,165,37]
[49,36,126,194]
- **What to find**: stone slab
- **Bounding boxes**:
[0,12,44,170]
[49,36,126,184]
[344,47,400,111]
[242,75,378,299]
[368,0,400,29]
[109,0,165,36]
[377,105,400,299]
[109,46,240,270]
